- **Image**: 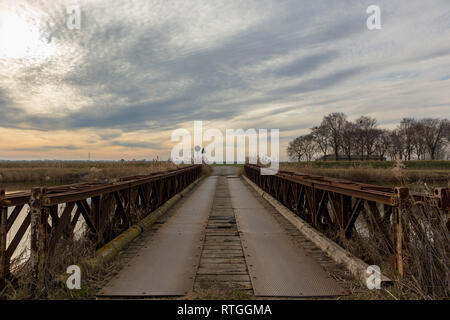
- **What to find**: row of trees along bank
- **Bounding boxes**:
[287,113,450,161]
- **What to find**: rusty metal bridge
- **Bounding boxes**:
[1,165,448,298]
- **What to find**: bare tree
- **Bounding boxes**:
[398,118,416,160]
[302,134,317,161]
[321,112,347,160]
[287,137,304,161]
[388,130,404,160]
[354,116,379,160]
[412,121,426,160]
[341,121,356,160]
[287,134,317,161]
[311,125,329,159]
[367,128,383,158]
[288,114,449,162]
[374,129,391,160]
[445,123,450,159]
[446,122,450,142]
[421,118,450,160]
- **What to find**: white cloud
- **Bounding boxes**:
[0,0,449,160]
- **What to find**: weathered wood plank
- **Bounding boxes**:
[202,250,243,256]
[197,269,248,275]
[205,232,239,236]
[203,244,242,249]
[201,253,245,258]
[195,282,253,290]
[201,258,246,264]
[196,274,251,282]
[204,238,241,242]
[199,264,247,270]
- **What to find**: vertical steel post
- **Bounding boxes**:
[394,187,409,278]
[0,190,7,290]
[127,183,132,220]
[341,195,352,240]
[92,195,102,243]
[30,187,48,291]
[394,206,403,277]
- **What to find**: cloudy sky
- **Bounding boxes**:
[0,0,449,160]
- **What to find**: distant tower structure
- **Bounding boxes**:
[88,152,91,161]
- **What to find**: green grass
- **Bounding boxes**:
[211,163,244,167]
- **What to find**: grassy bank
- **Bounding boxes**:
[281,161,450,187]
[0,161,181,187]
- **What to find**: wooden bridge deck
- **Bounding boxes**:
[97,167,348,299]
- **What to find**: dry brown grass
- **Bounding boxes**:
[201,164,213,176]
[281,162,450,187]
[1,234,100,299]
[0,161,181,186]
[402,203,450,299]
[337,200,449,299]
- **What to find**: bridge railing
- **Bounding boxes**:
[244,164,449,276]
[0,165,202,289]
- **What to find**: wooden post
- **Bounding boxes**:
[30,187,48,292]
[0,190,7,290]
